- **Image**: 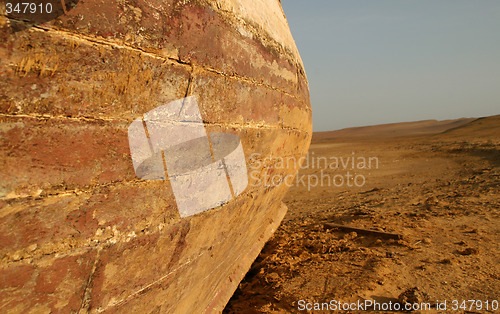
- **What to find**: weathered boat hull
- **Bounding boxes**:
[0,0,312,312]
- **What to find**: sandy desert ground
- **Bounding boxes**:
[225,115,500,313]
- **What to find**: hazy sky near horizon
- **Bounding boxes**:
[281,1,500,131]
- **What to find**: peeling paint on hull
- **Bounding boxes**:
[0,0,312,312]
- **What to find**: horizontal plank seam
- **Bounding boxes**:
[25,24,309,106]
[0,113,312,134]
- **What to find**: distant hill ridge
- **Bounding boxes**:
[438,115,500,139]
[313,117,478,140]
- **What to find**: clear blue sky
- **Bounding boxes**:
[281,1,500,131]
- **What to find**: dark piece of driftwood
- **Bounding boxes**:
[323,223,403,240]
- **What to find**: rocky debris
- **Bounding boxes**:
[458,247,479,255]
[398,287,430,306]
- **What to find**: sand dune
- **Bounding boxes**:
[438,114,500,139]
[313,117,477,141]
